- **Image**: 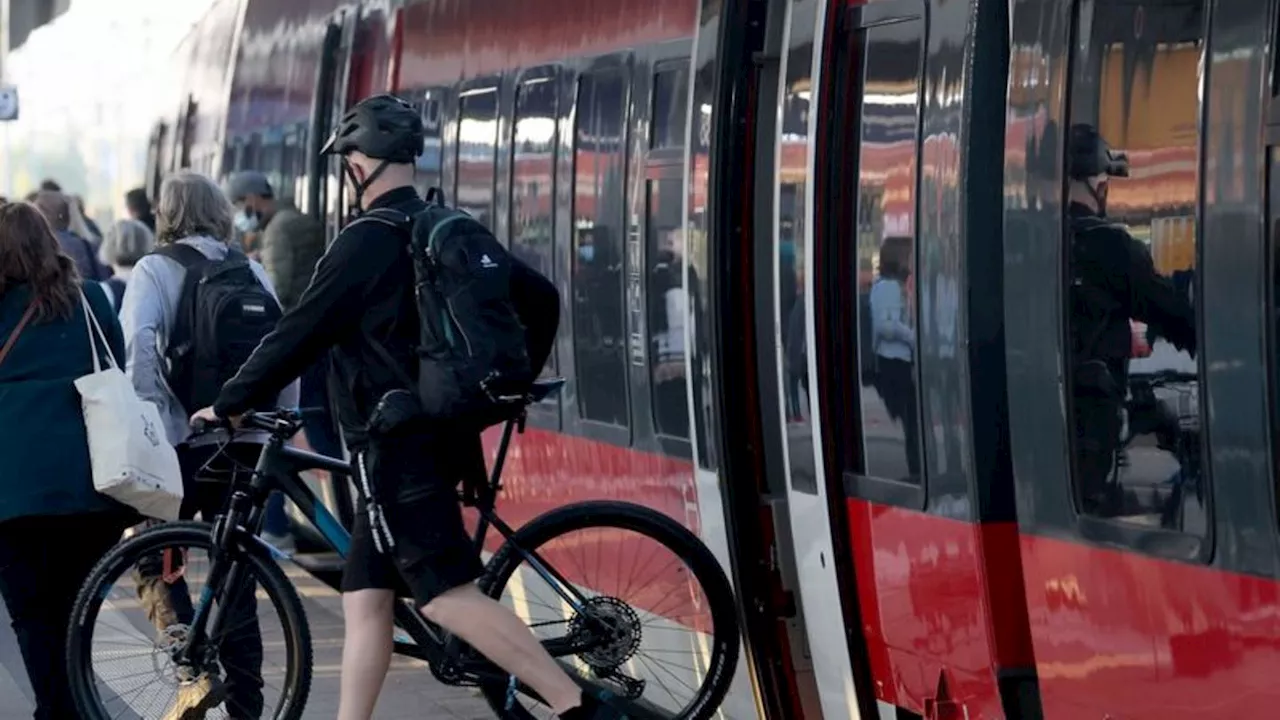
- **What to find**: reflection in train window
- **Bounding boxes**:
[411,88,445,197]
[1065,0,1205,534]
[651,65,689,151]
[850,14,925,484]
[648,64,691,439]
[457,88,498,229]
[512,78,558,280]
[512,77,560,385]
[647,176,688,438]
[573,68,630,427]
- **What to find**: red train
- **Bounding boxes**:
[149,0,1280,718]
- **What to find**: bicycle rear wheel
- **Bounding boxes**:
[478,501,739,720]
[67,521,313,720]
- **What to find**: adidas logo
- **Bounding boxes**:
[480,254,498,269]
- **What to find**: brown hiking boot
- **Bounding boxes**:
[161,673,228,720]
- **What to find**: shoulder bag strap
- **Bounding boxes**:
[0,303,38,369]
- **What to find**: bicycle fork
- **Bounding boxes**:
[173,491,260,671]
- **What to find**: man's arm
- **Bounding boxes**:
[1127,239,1197,355]
[213,230,390,418]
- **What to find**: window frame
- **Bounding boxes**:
[454,82,502,232]
[511,66,565,431]
[643,58,694,453]
[1061,0,1215,562]
[822,0,931,511]
[567,54,635,447]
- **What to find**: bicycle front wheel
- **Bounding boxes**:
[478,501,740,720]
[67,521,313,720]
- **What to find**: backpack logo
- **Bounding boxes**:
[480,253,498,269]
[242,302,267,314]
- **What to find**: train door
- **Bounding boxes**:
[684,0,831,717]
[1006,0,1280,718]
[794,0,1033,718]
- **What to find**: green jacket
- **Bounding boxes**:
[261,205,326,312]
[0,282,132,525]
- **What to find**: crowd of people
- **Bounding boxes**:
[0,97,621,720]
[0,172,323,718]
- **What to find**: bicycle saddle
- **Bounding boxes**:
[528,377,567,403]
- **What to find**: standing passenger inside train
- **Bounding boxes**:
[1065,123,1196,515]
[870,235,921,481]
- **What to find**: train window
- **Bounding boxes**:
[839,8,927,485]
[512,78,558,280]
[457,88,499,229]
[411,89,445,197]
[650,65,689,151]
[647,64,690,439]
[573,67,630,427]
[1064,0,1206,534]
[512,76,560,386]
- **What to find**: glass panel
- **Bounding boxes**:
[647,177,688,439]
[1066,0,1205,533]
[651,66,690,151]
[512,79,558,280]
[573,69,630,426]
[513,77,559,385]
[854,18,925,483]
[412,88,445,197]
[457,89,498,229]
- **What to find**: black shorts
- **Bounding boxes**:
[339,431,485,606]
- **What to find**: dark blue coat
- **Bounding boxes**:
[0,282,131,525]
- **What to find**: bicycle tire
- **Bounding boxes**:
[477,501,740,720]
[67,521,314,720]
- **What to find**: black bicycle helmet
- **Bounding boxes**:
[1068,123,1130,181]
[321,94,424,163]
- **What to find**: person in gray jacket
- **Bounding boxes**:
[119,170,298,718]
[225,170,338,546]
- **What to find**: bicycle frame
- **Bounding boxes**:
[180,417,596,686]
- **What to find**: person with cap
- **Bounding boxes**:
[190,94,625,720]
[1066,122,1196,515]
[225,170,335,548]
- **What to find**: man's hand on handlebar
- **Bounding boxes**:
[190,406,243,431]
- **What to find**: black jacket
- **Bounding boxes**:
[215,186,431,449]
[1068,202,1196,384]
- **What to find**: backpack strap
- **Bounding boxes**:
[346,208,413,234]
[155,242,211,270]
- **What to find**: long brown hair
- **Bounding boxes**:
[0,202,80,320]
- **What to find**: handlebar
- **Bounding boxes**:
[1129,370,1198,386]
[190,408,314,439]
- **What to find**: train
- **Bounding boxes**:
[146,0,1280,718]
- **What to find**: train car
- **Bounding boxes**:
[150,0,1280,718]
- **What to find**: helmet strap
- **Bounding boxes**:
[343,158,393,213]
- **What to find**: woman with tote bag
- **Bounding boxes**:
[0,201,138,719]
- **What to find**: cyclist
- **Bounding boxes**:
[192,94,624,720]
[1066,123,1196,514]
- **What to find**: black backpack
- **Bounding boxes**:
[158,243,283,414]
[357,188,558,428]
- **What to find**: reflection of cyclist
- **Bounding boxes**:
[1066,124,1197,513]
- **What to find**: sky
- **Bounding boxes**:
[1,0,217,218]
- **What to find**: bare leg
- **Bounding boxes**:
[422,584,582,713]
[338,589,396,720]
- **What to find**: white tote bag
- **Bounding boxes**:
[74,291,184,520]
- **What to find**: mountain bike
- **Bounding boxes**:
[67,379,740,720]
